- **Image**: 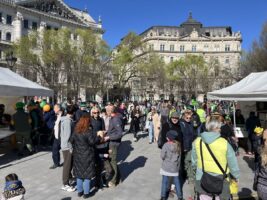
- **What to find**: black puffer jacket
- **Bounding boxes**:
[70,129,100,179]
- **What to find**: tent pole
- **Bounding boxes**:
[233,101,236,131]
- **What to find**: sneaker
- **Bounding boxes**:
[61,185,76,192]
[49,164,59,169]
[78,192,83,197]
[83,194,90,199]
[61,185,71,191]
[67,186,76,192]
[108,182,115,188]
[133,137,137,142]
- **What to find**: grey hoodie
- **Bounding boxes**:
[60,116,73,151]
[161,142,181,175]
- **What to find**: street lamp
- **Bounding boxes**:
[6,52,17,71]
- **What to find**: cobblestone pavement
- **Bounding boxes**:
[0,132,256,200]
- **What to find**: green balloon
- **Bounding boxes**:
[40,101,46,108]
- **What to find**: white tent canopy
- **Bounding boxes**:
[207,71,267,101]
[0,67,53,97]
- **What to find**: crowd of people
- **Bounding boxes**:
[1,99,267,200]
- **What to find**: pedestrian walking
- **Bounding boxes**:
[130,105,142,142]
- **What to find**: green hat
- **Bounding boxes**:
[80,102,86,108]
[16,102,25,109]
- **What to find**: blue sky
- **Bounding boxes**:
[65,0,267,51]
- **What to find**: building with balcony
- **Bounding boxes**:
[0,0,103,100]
[130,13,242,101]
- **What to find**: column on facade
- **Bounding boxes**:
[13,12,23,41]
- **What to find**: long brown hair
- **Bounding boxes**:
[75,114,90,134]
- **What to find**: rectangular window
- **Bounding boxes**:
[6,32,11,41]
[215,44,220,51]
[225,58,230,64]
[23,19,29,29]
[6,15,12,25]
[0,13,2,23]
[170,45,174,52]
[160,44,165,52]
[32,22,37,30]
[170,57,174,62]
[180,45,184,52]
[192,45,196,52]
[225,44,230,52]
[149,44,154,51]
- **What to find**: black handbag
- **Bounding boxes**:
[200,139,228,195]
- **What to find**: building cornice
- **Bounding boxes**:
[16,5,104,33]
[142,37,242,42]
[154,50,242,54]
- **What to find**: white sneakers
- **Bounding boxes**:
[61,185,76,192]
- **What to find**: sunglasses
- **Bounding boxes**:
[185,117,191,120]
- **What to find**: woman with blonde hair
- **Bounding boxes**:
[70,114,101,198]
[253,129,267,199]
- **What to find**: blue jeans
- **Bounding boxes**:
[161,175,183,198]
[77,178,91,195]
[148,121,154,142]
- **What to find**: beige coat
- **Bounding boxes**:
[152,113,161,141]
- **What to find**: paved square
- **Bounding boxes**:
[0,132,256,200]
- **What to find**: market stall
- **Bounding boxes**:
[0,67,53,142]
[207,71,267,137]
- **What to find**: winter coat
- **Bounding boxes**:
[160,142,181,176]
[191,131,240,181]
[246,116,261,139]
[160,121,182,146]
[43,110,56,130]
[130,110,141,133]
[179,119,195,151]
[12,110,31,133]
[90,116,105,136]
[107,114,123,146]
[60,116,74,151]
[70,129,100,179]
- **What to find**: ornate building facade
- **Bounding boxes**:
[131,13,242,101]
[0,0,103,100]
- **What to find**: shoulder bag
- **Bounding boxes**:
[200,139,228,195]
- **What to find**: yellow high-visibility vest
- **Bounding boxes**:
[195,137,229,175]
[197,108,206,123]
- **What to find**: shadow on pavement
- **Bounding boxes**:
[237,187,257,200]
[243,156,255,171]
[61,197,71,200]
[119,156,148,182]
[0,146,51,169]
[117,140,134,162]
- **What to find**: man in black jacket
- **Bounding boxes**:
[159,112,182,148]
[104,105,123,187]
